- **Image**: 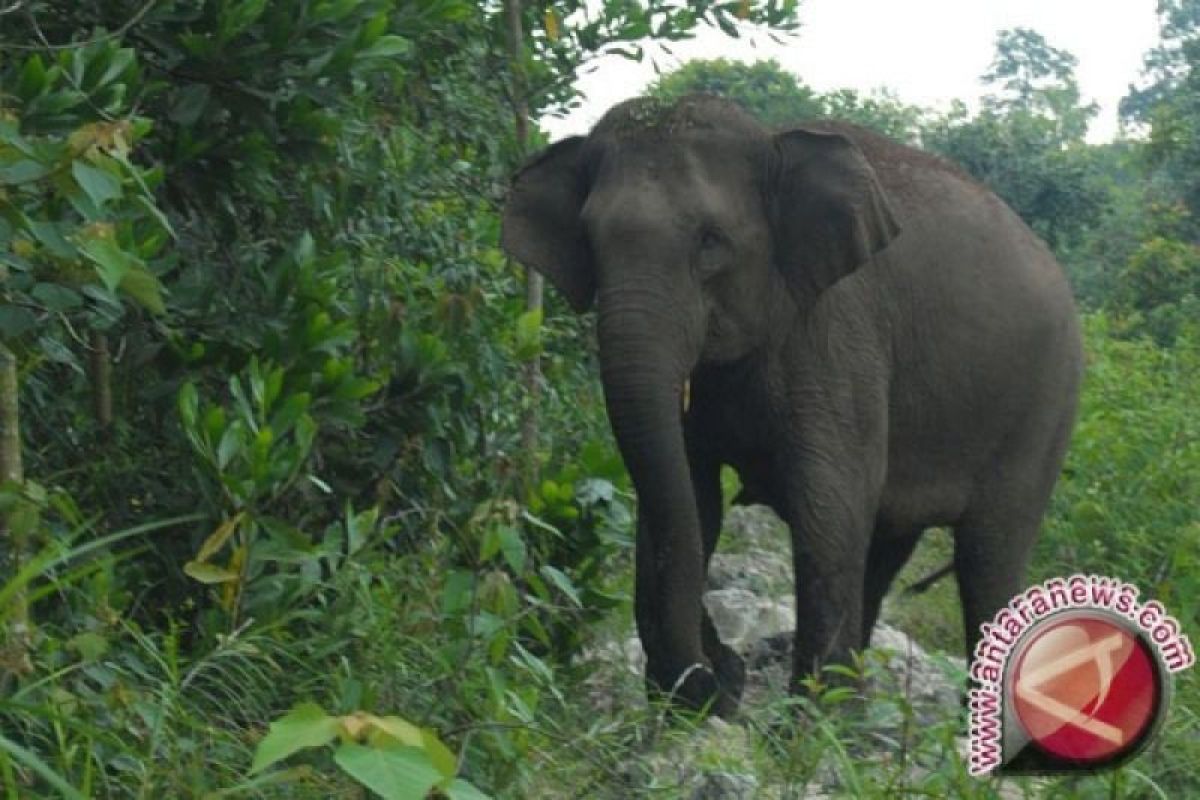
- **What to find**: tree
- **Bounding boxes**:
[650,58,824,125]
[922,29,1105,251]
[1120,0,1200,128]
[648,58,925,142]
[982,27,1097,143]
[1121,0,1200,235]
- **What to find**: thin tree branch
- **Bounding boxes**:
[2,0,158,51]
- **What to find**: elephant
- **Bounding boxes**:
[500,95,1083,716]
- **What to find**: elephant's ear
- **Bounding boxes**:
[501,136,595,313]
[771,128,900,305]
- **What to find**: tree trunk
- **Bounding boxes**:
[505,0,544,493]
[90,330,113,431]
[0,343,31,679]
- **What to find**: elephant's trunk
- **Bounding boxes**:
[597,289,708,687]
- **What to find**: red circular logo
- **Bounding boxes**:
[1010,615,1161,764]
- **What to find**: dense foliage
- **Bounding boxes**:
[0,2,1196,798]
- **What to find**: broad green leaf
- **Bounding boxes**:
[357,714,422,748]
[183,560,239,584]
[71,161,123,207]
[333,744,441,800]
[356,35,411,60]
[251,702,340,774]
[479,527,500,563]
[441,777,492,800]
[96,48,136,89]
[30,283,84,312]
[0,159,52,185]
[28,221,75,258]
[118,264,166,314]
[514,308,542,360]
[78,237,132,292]
[15,55,47,99]
[441,570,474,615]
[539,565,582,607]
[419,729,458,777]
[497,528,526,573]
[0,306,37,340]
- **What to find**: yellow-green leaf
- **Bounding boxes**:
[119,264,166,314]
[183,560,239,584]
[194,511,244,563]
[420,728,458,777]
[359,714,423,748]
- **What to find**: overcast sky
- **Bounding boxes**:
[543,0,1163,143]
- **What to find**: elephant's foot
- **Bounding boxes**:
[646,656,743,718]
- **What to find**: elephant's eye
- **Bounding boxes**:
[699,227,724,251]
[695,226,728,278]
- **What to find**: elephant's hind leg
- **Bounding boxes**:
[861,525,924,648]
[954,407,1077,661]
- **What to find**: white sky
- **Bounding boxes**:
[543,0,1163,143]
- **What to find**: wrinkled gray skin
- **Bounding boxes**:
[501,96,1083,716]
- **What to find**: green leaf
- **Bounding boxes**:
[333,744,441,800]
[355,35,411,60]
[183,560,239,584]
[0,732,86,800]
[441,777,492,800]
[293,230,315,265]
[119,264,166,314]
[251,702,341,774]
[220,0,269,40]
[539,565,582,607]
[15,55,47,100]
[497,528,526,573]
[194,512,244,563]
[67,631,109,661]
[30,283,83,312]
[515,308,542,360]
[419,729,458,777]
[96,48,136,89]
[169,84,211,126]
[217,419,245,469]
[0,159,51,185]
[78,237,132,292]
[71,161,122,207]
[178,382,199,430]
[28,221,75,258]
[0,306,38,340]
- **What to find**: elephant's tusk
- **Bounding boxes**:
[682,378,691,414]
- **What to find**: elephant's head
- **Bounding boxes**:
[500,95,898,704]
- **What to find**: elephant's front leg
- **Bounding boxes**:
[688,447,745,711]
[785,464,878,695]
[634,513,726,714]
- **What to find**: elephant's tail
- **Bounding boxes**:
[904,561,954,595]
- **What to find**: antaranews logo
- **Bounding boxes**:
[968,574,1194,775]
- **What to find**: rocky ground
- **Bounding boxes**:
[574,505,1036,799]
